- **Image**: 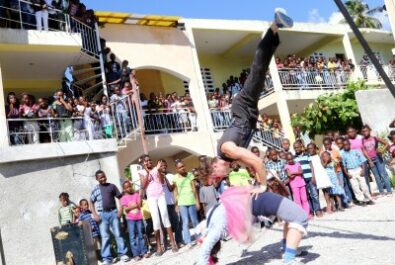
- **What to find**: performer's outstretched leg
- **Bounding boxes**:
[213,9,294,193]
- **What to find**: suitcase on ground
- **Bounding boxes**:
[51,222,98,265]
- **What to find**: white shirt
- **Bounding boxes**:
[163,173,175,205]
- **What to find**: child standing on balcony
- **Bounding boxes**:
[98,95,114,139]
[284,153,310,217]
[19,93,39,144]
[32,0,49,31]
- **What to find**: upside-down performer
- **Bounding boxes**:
[197,188,308,265]
[199,9,308,265]
[211,9,293,195]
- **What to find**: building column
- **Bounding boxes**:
[342,32,362,79]
[276,92,295,143]
[268,52,295,143]
[0,64,9,149]
[183,22,217,155]
[269,55,283,92]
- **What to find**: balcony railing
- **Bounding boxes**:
[110,95,140,141]
[210,109,283,150]
[0,1,99,56]
[6,116,113,146]
[278,68,352,90]
[358,64,395,83]
[144,110,198,134]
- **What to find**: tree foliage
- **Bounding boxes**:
[342,0,382,29]
[291,81,369,137]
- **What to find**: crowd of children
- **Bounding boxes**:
[56,123,395,264]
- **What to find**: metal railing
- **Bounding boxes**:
[210,110,283,150]
[109,95,140,140]
[6,116,112,146]
[358,64,395,83]
[278,68,352,90]
[0,1,99,56]
[144,109,198,134]
[210,109,232,132]
[252,129,283,151]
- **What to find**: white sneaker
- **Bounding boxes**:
[120,255,130,262]
[275,8,294,28]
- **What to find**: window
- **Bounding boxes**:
[200,68,215,93]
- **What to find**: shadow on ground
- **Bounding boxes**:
[226,243,319,265]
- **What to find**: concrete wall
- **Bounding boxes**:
[198,54,253,88]
[356,89,395,134]
[0,152,121,265]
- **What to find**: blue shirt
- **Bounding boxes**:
[340,149,367,169]
[79,210,100,238]
[294,153,313,179]
[266,159,286,180]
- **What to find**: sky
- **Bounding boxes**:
[84,0,390,29]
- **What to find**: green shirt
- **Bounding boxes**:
[174,172,196,206]
[58,204,75,225]
[228,169,251,187]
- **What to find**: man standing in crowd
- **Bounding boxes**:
[90,170,130,265]
[341,140,374,206]
[159,160,184,248]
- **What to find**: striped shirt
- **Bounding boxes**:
[294,153,313,179]
[90,185,103,212]
[266,159,286,181]
[79,210,100,238]
[340,149,367,169]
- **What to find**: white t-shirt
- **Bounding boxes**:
[163,173,175,205]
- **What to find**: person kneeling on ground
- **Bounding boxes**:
[197,187,308,265]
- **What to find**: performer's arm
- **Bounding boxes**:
[221,141,267,186]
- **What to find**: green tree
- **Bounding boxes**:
[291,81,369,137]
[342,0,382,29]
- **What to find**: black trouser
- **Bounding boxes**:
[222,28,280,150]
[167,205,183,245]
[231,28,280,117]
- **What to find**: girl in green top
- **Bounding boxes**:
[173,160,200,246]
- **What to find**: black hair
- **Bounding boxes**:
[174,159,182,167]
[95,170,105,177]
[59,192,69,199]
[79,198,88,205]
[388,130,395,140]
[361,124,371,130]
[335,136,345,142]
[323,137,332,144]
[251,146,259,152]
[307,142,317,150]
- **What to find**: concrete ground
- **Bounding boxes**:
[124,195,395,265]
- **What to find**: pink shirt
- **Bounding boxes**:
[284,162,306,189]
[390,144,395,155]
[362,136,378,159]
[349,135,363,152]
[140,168,164,198]
[120,193,143,221]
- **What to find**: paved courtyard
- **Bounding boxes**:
[127,196,395,265]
